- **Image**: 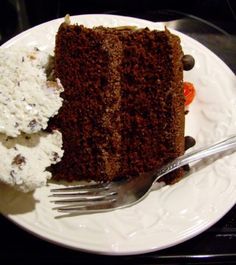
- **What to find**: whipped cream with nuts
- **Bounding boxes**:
[0,130,63,192]
[0,47,63,137]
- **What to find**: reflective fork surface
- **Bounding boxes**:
[51,135,236,214]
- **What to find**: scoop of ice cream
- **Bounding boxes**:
[0,130,63,192]
[0,47,63,137]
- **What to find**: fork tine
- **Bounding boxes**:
[51,182,109,192]
[50,188,113,197]
[56,198,117,213]
[51,191,117,204]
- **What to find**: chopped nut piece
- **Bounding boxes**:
[64,14,71,25]
[46,79,64,92]
[12,154,26,168]
[52,151,60,162]
[10,170,16,178]
[27,53,37,60]
[28,119,37,129]
[46,81,58,88]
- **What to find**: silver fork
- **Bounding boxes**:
[51,135,236,214]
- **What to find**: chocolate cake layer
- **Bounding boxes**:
[49,23,185,183]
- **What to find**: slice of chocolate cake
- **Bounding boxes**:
[49,19,185,184]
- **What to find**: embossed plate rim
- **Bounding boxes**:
[0,14,236,255]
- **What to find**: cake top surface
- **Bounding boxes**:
[0,130,63,192]
[0,47,63,137]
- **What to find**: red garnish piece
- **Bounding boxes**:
[184,82,196,106]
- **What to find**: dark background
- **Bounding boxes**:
[0,0,236,42]
[0,0,236,264]
[1,0,235,72]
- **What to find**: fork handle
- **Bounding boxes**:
[154,135,236,182]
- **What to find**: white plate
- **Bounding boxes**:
[1,14,236,256]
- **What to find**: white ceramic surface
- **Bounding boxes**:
[0,14,236,255]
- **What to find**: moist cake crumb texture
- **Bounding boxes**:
[49,23,185,184]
